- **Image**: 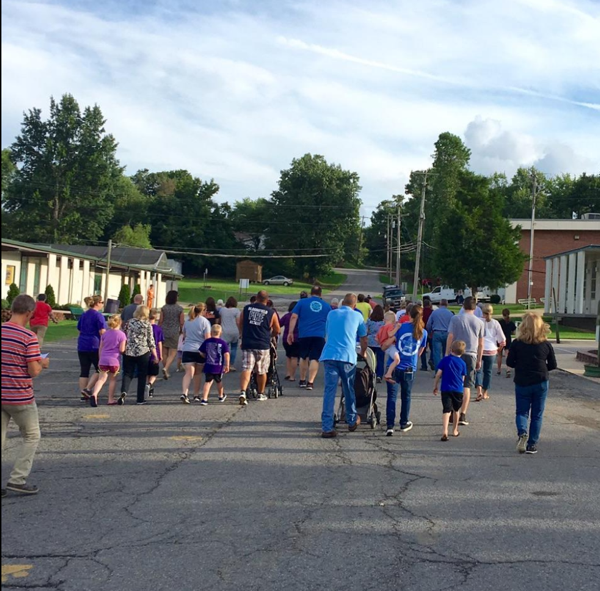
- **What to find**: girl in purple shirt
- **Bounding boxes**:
[90,314,126,406]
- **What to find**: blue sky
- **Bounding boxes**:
[2,0,599,215]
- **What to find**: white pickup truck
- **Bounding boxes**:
[422,286,495,304]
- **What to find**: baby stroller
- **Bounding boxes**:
[335,348,381,429]
[247,339,283,399]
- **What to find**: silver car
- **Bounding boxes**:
[263,275,293,286]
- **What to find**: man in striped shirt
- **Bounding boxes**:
[2,294,50,497]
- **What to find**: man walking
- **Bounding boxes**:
[287,286,331,391]
[238,290,280,405]
[427,299,454,371]
[122,293,144,325]
[1,295,50,497]
[446,297,483,426]
[320,294,367,438]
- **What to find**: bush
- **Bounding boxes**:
[131,284,141,303]
[1,299,9,310]
[45,284,57,308]
[7,283,20,305]
[490,294,502,305]
[118,284,131,308]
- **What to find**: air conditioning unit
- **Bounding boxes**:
[581,213,600,220]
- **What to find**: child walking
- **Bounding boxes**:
[198,324,230,405]
[433,340,467,441]
[146,309,164,399]
[90,314,127,407]
[377,311,401,383]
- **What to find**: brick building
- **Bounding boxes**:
[504,219,600,304]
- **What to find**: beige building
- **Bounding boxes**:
[1,239,182,307]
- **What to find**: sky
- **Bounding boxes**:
[2,0,600,217]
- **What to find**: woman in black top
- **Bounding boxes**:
[204,297,220,326]
[506,313,557,455]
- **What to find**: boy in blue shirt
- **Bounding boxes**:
[433,340,467,441]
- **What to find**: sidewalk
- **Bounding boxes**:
[552,340,600,385]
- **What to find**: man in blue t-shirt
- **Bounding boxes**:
[287,285,332,391]
[320,293,367,438]
[433,340,467,440]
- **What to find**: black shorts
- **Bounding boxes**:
[147,361,161,376]
[441,391,464,414]
[182,352,204,365]
[78,351,99,378]
[283,341,300,359]
[204,373,223,383]
[299,337,325,361]
[461,354,477,389]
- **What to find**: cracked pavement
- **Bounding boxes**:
[2,292,600,589]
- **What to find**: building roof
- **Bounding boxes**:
[511,219,600,231]
[543,245,600,259]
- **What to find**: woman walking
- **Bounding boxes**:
[204,297,220,326]
[119,306,157,405]
[475,304,506,402]
[218,297,241,371]
[77,295,107,400]
[382,305,428,436]
[159,290,185,380]
[280,301,300,381]
[366,305,385,383]
[507,313,557,454]
[181,303,211,404]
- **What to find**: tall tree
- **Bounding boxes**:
[1,149,15,195]
[434,171,525,294]
[112,224,152,249]
[229,198,271,251]
[502,167,553,219]
[268,154,362,279]
[5,94,123,243]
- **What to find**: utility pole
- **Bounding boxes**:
[527,171,538,310]
[358,216,365,264]
[412,172,428,302]
[103,239,113,304]
[387,214,392,281]
[395,205,401,287]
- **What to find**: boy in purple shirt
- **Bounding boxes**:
[198,325,230,405]
[146,310,164,399]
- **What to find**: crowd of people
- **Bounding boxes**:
[2,284,557,496]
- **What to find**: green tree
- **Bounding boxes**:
[113,224,152,249]
[565,174,599,218]
[131,283,141,303]
[229,198,271,251]
[502,167,553,219]
[364,198,405,266]
[1,149,15,195]
[434,171,525,294]
[7,283,20,305]
[4,94,123,243]
[117,284,131,308]
[44,284,57,308]
[268,154,362,279]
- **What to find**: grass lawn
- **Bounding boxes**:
[44,320,79,343]
[178,272,346,304]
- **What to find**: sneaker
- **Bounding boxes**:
[90,395,98,408]
[349,416,361,432]
[400,421,413,432]
[118,392,127,405]
[321,430,337,438]
[386,429,394,437]
[80,388,91,401]
[299,380,307,388]
[193,396,202,403]
[517,434,528,454]
[506,370,511,378]
[199,399,208,406]
[526,444,538,454]
[6,482,39,495]
[458,413,469,426]
[181,394,190,404]
[136,401,148,405]
[305,382,314,391]
[257,394,268,401]
[239,393,248,406]
[218,395,227,403]
[148,387,154,399]
[376,377,382,384]
[162,368,170,380]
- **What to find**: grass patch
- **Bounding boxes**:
[178,273,346,304]
[44,320,79,343]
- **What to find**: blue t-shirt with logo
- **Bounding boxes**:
[293,297,332,339]
[395,323,428,371]
[320,307,367,364]
[437,354,467,393]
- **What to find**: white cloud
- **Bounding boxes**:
[1,0,599,215]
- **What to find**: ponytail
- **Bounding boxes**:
[189,302,207,320]
[410,305,424,341]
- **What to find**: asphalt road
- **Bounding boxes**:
[2,270,600,591]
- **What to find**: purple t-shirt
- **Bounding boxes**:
[152,324,165,360]
[280,312,299,342]
[199,337,230,375]
[77,309,107,352]
[99,329,127,366]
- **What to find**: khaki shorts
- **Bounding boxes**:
[242,349,270,375]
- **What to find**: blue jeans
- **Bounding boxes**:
[420,345,428,370]
[475,355,495,390]
[321,360,357,433]
[431,331,448,371]
[229,340,238,365]
[515,381,548,446]
[372,347,385,379]
[386,369,414,429]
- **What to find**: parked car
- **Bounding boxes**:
[422,285,494,304]
[263,275,293,286]
[383,288,404,311]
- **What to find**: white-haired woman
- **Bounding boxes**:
[475,304,506,402]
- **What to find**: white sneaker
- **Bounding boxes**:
[181,394,190,405]
[145,384,151,397]
[386,429,394,437]
[257,394,268,401]
[218,394,227,403]
[400,422,413,432]
[239,394,248,406]
[517,434,528,454]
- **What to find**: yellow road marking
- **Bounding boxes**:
[83,414,110,419]
[2,564,33,583]
[170,436,203,443]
